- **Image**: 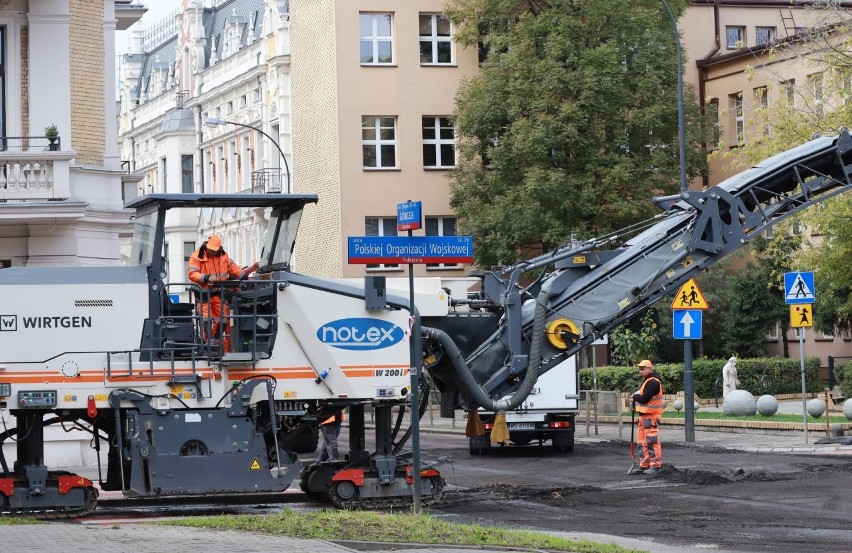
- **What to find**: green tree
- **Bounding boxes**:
[446,0,709,267]
[712,12,852,335]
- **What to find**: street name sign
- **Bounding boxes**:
[397,201,422,232]
[348,235,473,265]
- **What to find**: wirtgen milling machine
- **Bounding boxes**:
[1,131,851,516]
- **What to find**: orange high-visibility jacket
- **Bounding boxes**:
[188,250,243,288]
[321,411,345,426]
[635,376,664,416]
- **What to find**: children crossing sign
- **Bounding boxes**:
[671,278,709,310]
[790,305,813,328]
[784,272,815,304]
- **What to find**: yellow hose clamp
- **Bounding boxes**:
[546,319,580,350]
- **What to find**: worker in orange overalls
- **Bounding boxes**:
[316,409,344,463]
[631,359,664,475]
[187,234,259,351]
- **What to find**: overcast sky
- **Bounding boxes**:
[116,0,180,54]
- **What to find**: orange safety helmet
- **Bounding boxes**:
[207,234,222,250]
[637,359,654,369]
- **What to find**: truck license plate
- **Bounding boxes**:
[509,423,535,430]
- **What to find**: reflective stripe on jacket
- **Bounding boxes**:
[635,376,664,416]
[321,411,345,426]
[188,250,242,289]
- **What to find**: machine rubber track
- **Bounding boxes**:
[1,485,98,519]
[329,474,445,510]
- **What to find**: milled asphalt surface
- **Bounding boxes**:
[4,400,852,553]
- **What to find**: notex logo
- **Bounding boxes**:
[1,315,16,331]
[317,318,404,350]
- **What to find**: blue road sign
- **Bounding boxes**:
[784,271,815,304]
[348,235,473,265]
[397,201,422,231]
[673,309,703,340]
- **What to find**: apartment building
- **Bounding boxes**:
[679,1,852,365]
[288,1,480,278]
[0,0,142,268]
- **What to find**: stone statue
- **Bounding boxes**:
[722,356,740,397]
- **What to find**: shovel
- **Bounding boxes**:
[627,401,637,475]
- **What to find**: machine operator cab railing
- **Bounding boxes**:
[125,193,318,364]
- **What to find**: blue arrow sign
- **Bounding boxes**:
[784,271,815,304]
[673,309,703,340]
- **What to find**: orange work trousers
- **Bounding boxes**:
[199,296,232,351]
[637,414,662,469]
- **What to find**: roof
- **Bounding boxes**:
[125,193,319,212]
[159,108,195,132]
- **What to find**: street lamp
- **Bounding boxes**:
[659,0,687,195]
[206,116,291,193]
[659,0,694,443]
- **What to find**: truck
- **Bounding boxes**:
[1,130,851,516]
[467,355,578,455]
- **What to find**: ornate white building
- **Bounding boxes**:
[118,0,292,279]
[0,0,143,269]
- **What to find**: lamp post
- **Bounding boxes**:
[207,117,291,193]
[660,0,694,443]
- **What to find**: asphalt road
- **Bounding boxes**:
[64,421,852,552]
[416,431,852,553]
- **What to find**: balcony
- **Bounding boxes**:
[0,136,73,200]
[243,168,283,194]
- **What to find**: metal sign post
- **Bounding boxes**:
[400,201,422,513]
[785,272,815,445]
[671,279,709,443]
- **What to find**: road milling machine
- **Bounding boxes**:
[1,130,852,517]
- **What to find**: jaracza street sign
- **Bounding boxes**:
[348,236,473,265]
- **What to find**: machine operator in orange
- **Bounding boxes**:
[188,234,259,351]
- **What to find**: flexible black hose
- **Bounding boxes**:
[423,287,550,411]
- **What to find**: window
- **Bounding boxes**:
[707,98,720,148]
[426,217,459,269]
[729,93,744,144]
[181,155,193,193]
[755,26,776,46]
[160,158,167,191]
[419,14,452,64]
[766,322,780,342]
[362,116,397,169]
[183,242,195,286]
[785,79,796,107]
[839,70,852,105]
[726,26,745,49]
[365,217,399,270]
[422,116,456,168]
[810,73,824,118]
[360,13,393,65]
[754,87,769,136]
[0,26,5,142]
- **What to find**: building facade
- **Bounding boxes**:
[0,0,142,269]
[118,0,848,365]
[118,0,292,280]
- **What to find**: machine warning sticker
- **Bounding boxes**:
[249,458,263,470]
[283,391,297,399]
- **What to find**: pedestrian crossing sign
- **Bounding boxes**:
[790,305,813,328]
[784,271,815,305]
[671,278,709,310]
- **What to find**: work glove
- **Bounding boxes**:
[202,274,210,284]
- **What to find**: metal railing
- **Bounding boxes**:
[243,168,283,194]
[0,135,61,152]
